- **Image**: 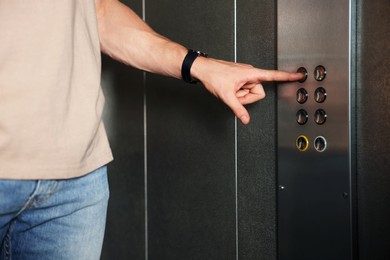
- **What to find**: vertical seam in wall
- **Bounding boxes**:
[234,1,238,260]
[143,72,148,260]
[274,2,279,258]
[348,0,358,257]
[142,1,148,260]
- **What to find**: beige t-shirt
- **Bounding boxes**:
[0,0,113,179]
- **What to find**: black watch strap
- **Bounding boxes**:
[181,49,208,84]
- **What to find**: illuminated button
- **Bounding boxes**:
[314,87,327,103]
[314,136,327,152]
[297,67,308,83]
[314,109,327,125]
[296,135,309,152]
[296,109,308,125]
[296,88,308,104]
[314,65,327,81]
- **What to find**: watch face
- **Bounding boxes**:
[192,49,208,57]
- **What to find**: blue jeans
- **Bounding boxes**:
[0,166,109,260]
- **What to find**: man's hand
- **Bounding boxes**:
[192,57,303,124]
[96,0,303,124]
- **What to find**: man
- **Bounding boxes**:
[0,0,302,259]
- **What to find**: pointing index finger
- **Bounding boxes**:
[256,69,304,82]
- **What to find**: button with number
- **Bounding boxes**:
[314,136,327,152]
[296,88,308,104]
[296,135,309,152]
[314,65,327,81]
[297,67,308,83]
[296,109,309,125]
[314,109,327,125]
[314,87,327,103]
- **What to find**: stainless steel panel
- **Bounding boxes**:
[277,0,353,259]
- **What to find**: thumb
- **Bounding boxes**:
[224,94,250,124]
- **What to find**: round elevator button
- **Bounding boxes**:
[296,109,308,125]
[314,136,327,152]
[315,87,327,103]
[296,88,308,104]
[314,109,327,125]
[297,67,308,83]
[314,65,327,81]
[296,135,309,152]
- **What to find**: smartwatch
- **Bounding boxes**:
[181,49,208,84]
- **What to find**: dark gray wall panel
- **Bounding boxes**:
[98,0,390,259]
[357,0,390,259]
[236,1,278,259]
[101,1,145,259]
[146,0,236,259]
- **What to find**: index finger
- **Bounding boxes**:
[255,69,304,82]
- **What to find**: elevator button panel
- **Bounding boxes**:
[293,67,328,151]
[277,0,351,258]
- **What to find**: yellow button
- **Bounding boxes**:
[296,135,309,152]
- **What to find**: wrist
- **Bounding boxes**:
[181,49,207,84]
[190,55,210,84]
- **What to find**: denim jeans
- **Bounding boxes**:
[0,166,109,260]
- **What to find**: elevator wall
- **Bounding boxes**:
[100,0,390,259]
[356,0,390,258]
[101,0,278,259]
[100,1,145,259]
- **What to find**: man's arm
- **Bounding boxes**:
[95,0,302,124]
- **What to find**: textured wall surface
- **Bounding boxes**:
[356,0,390,259]
[146,0,236,259]
[236,0,278,259]
[101,1,146,259]
[101,0,278,259]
